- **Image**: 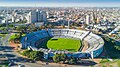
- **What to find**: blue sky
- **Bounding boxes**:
[1,0,120,3]
[0,0,120,7]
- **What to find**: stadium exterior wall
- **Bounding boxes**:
[20,29,104,58]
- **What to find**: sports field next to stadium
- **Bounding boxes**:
[47,38,82,52]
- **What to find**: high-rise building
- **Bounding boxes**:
[86,14,90,25]
[103,16,107,21]
[27,9,47,23]
[40,11,47,22]
[68,20,70,29]
[46,12,49,18]
[27,11,37,23]
[12,16,15,22]
[0,19,2,24]
[37,11,47,22]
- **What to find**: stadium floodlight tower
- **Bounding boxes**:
[68,20,70,29]
[67,18,71,29]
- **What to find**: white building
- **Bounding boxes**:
[27,11,37,23]
[103,16,107,21]
[12,16,15,22]
[46,12,49,18]
[2,19,8,23]
[86,14,90,25]
[27,9,47,23]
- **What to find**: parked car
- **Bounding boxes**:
[28,59,35,63]
[18,64,25,67]
[8,62,15,66]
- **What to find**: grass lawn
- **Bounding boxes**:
[0,34,6,37]
[0,61,9,67]
[100,59,110,63]
[0,64,8,67]
[98,59,120,67]
[47,38,81,52]
[9,34,20,41]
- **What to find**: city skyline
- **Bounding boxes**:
[0,1,120,66]
[0,0,120,7]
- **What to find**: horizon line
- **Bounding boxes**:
[1,5,120,8]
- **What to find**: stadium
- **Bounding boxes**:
[21,29,104,59]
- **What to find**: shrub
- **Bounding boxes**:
[9,34,20,41]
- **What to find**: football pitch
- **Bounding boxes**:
[47,38,82,52]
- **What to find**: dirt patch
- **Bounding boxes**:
[93,58,102,63]
[9,41,21,50]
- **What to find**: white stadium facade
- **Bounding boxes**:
[21,29,104,59]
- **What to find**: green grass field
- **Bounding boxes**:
[47,38,81,52]
[98,59,120,67]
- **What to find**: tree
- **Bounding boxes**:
[9,34,21,43]
[22,50,30,56]
[68,57,76,64]
[53,54,66,63]
[16,26,27,33]
[29,51,43,60]
[60,54,66,61]
[0,27,7,31]
[29,51,38,60]
[27,24,37,32]
[8,24,14,27]
[53,54,61,63]
[22,50,43,61]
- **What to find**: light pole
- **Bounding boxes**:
[68,20,70,29]
[67,18,71,29]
